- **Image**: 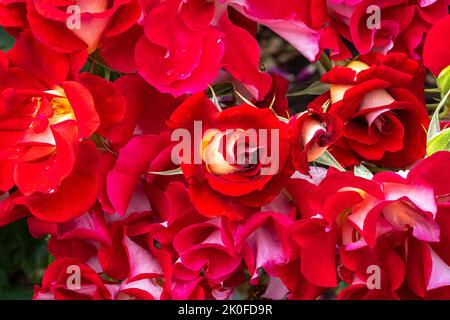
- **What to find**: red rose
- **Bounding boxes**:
[27,205,111,262]
[234,211,293,282]
[0,0,27,35]
[104,0,329,98]
[255,74,291,117]
[0,32,125,222]
[167,92,293,220]
[134,0,273,98]
[0,0,141,54]
[289,110,343,174]
[33,258,112,300]
[312,52,429,168]
[285,152,450,298]
[173,218,242,283]
[328,0,450,58]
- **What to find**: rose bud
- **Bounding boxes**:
[289,110,343,174]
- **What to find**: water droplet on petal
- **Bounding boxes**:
[180,72,192,79]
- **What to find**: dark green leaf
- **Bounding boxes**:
[0,27,15,52]
[288,81,330,97]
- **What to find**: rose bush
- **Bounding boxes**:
[0,0,449,301]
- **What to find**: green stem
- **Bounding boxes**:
[427,103,439,111]
[425,88,441,94]
[427,104,450,119]
[319,53,332,72]
[104,69,111,81]
[439,105,450,119]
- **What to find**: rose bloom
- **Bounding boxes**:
[103,0,346,98]
[327,0,450,59]
[0,32,126,222]
[310,52,430,168]
[285,152,450,299]
[33,258,113,300]
[167,92,293,220]
[338,152,450,299]
[289,110,343,174]
[0,0,141,53]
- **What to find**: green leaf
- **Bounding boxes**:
[147,167,183,176]
[0,286,34,300]
[0,220,48,296]
[319,52,332,72]
[427,89,450,142]
[315,151,346,172]
[437,65,450,95]
[288,81,330,97]
[0,27,15,52]
[353,163,374,179]
[209,82,233,97]
[427,127,450,156]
